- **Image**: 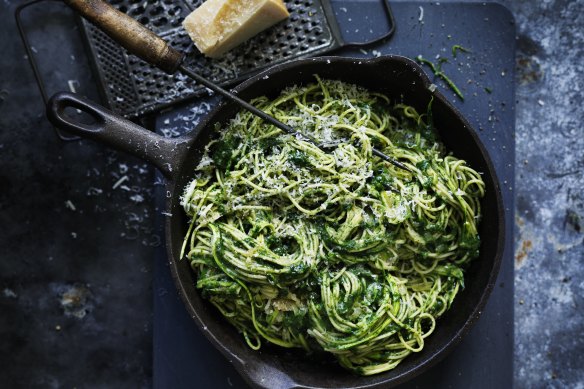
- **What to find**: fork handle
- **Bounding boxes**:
[64,0,184,74]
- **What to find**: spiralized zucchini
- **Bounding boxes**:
[180,77,485,375]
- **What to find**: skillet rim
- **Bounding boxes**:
[164,54,506,389]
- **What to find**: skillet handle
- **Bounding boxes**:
[46,92,188,180]
[63,0,184,74]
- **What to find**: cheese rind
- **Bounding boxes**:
[182,0,289,58]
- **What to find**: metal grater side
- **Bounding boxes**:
[80,0,339,118]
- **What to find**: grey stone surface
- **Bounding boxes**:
[0,2,155,388]
[504,0,584,387]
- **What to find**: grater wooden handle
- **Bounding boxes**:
[64,0,184,74]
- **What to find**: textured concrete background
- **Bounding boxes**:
[0,0,582,388]
[500,0,584,387]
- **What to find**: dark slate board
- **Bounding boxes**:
[153,2,516,388]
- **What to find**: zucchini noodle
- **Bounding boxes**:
[180,77,485,375]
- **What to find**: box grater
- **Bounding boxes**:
[79,0,390,118]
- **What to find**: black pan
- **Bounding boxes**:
[47,55,505,388]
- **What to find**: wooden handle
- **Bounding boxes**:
[64,0,184,74]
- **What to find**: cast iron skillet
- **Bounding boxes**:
[47,55,505,389]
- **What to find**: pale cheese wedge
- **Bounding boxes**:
[183,0,289,58]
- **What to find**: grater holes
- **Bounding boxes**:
[129,5,145,16]
[83,0,334,117]
[168,6,182,16]
[187,0,204,7]
[149,5,164,16]
[114,1,191,32]
[152,17,169,27]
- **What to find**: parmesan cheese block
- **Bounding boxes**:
[182,0,289,58]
